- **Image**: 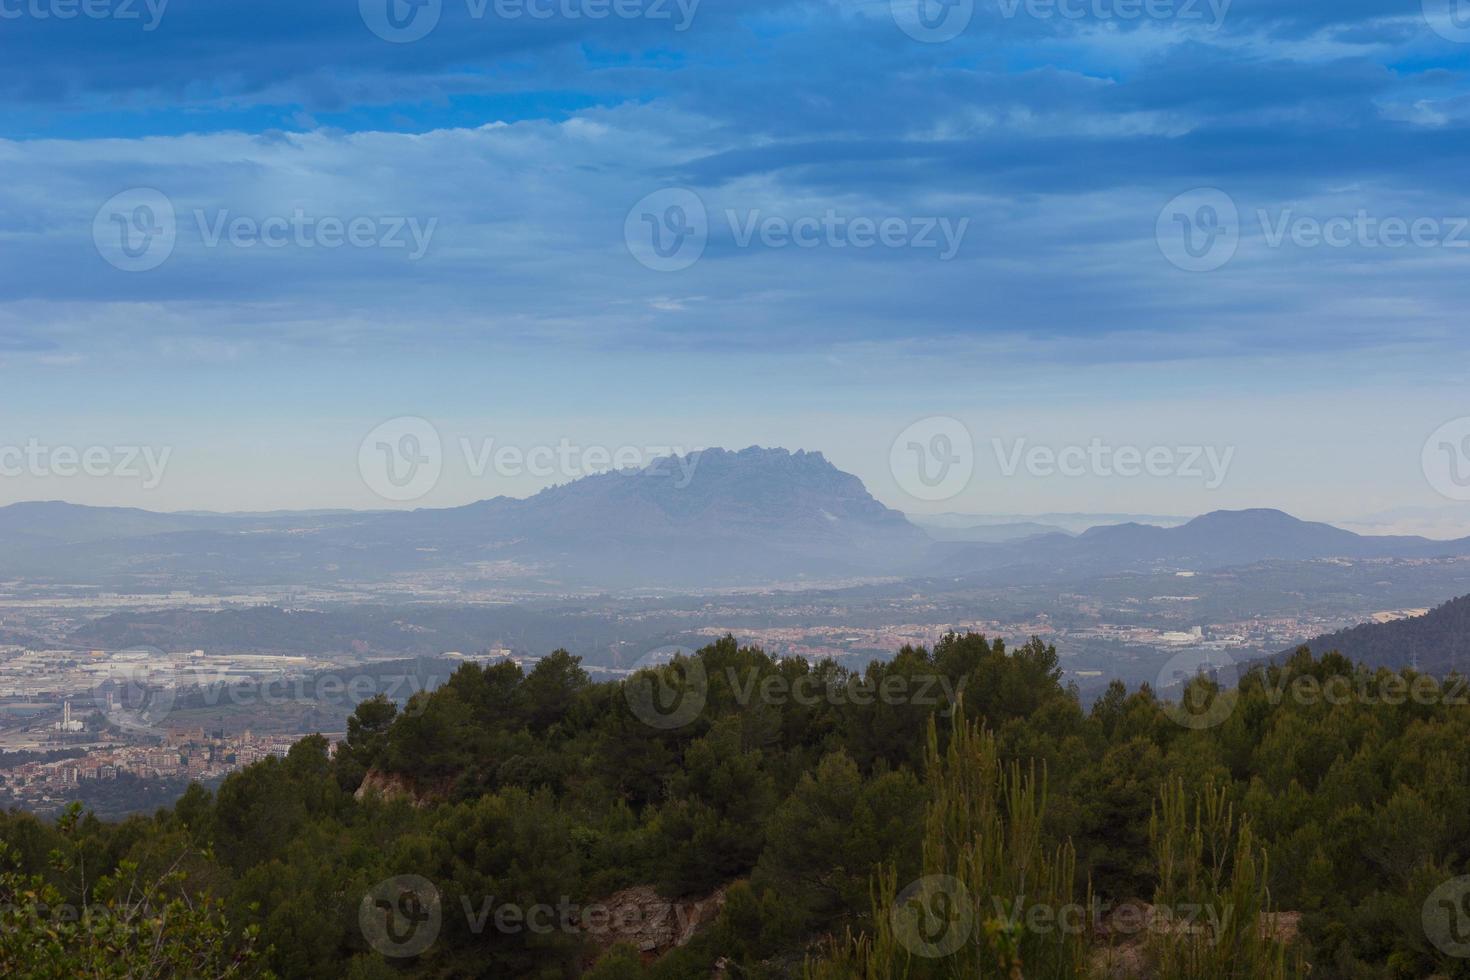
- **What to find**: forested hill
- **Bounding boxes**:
[1290,592,1470,675]
[4,636,1470,978]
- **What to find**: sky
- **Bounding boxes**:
[2,0,1470,530]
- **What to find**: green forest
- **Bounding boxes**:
[3,633,1470,978]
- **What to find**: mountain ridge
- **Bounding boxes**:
[934,507,1470,578]
[0,447,927,589]
[4,463,1470,591]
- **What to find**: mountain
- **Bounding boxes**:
[0,501,230,545]
[1289,594,1470,676]
[934,508,1470,578]
[0,448,929,590]
[8,480,1468,595]
[358,447,927,585]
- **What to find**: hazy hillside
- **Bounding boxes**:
[0,448,929,590]
[1293,593,1470,676]
[936,509,1470,578]
[8,482,1469,596]
[0,501,232,544]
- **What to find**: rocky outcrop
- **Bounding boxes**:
[352,769,449,808]
[580,884,728,962]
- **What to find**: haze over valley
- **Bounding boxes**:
[6,447,1470,797]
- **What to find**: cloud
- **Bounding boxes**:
[0,0,1466,374]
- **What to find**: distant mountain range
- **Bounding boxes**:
[0,448,927,590]
[2,450,1469,592]
[909,511,1188,538]
[906,517,1077,544]
[932,509,1470,580]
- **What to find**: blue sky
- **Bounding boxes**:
[2,0,1470,528]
